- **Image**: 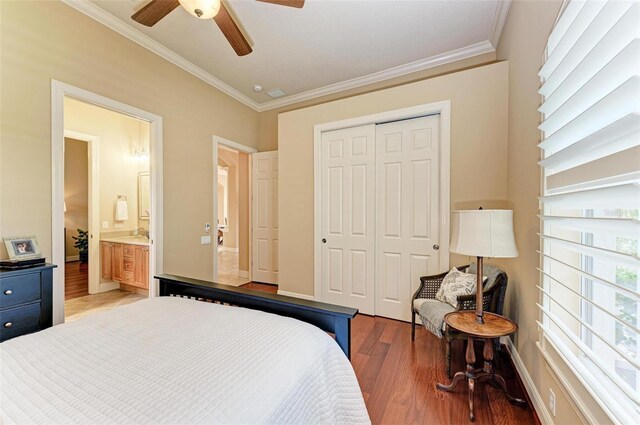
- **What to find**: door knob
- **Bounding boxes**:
[322,238,327,243]
[433,244,440,250]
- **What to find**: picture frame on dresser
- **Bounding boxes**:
[3,236,42,261]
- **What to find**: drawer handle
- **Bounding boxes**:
[4,290,12,295]
[4,322,12,328]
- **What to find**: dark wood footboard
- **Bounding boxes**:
[155,274,358,359]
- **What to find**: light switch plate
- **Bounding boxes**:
[201,235,212,245]
[102,221,109,229]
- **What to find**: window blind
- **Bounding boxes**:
[538,1,640,423]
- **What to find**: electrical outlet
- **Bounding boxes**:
[102,221,109,229]
[201,235,212,245]
[549,389,556,416]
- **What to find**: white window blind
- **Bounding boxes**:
[539,0,640,423]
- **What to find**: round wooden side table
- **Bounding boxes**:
[436,311,526,422]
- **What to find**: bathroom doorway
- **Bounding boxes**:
[52,80,164,325]
[213,137,255,286]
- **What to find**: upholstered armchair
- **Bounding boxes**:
[411,263,508,377]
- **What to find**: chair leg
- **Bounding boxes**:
[411,311,416,341]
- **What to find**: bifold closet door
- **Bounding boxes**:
[375,115,441,322]
[320,124,376,314]
[252,151,278,284]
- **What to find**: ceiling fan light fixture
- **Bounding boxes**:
[178,0,221,19]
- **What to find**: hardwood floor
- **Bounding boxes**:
[65,261,89,300]
[246,283,537,425]
[239,281,278,293]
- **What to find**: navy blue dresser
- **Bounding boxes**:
[0,264,56,342]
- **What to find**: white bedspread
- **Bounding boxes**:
[1,297,370,424]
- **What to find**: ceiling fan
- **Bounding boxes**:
[131,0,304,56]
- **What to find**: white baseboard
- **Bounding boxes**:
[218,247,239,252]
[65,255,79,262]
[503,337,554,425]
[277,290,315,301]
[238,270,249,279]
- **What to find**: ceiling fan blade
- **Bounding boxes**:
[256,0,304,8]
[213,3,252,56]
[132,0,180,27]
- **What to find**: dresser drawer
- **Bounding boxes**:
[0,273,41,309]
[0,302,41,342]
[123,259,134,272]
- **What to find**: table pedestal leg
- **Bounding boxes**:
[437,336,478,421]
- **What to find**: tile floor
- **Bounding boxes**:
[64,290,146,322]
[217,249,250,286]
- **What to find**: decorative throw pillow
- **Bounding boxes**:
[435,267,482,307]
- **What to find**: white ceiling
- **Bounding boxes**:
[68,0,510,111]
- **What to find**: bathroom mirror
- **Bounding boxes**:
[138,172,150,220]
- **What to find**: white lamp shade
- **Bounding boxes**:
[450,209,518,258]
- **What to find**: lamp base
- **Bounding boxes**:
[475,256,485,325]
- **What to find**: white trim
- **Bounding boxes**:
[256,42,493,111]
[63,129,100,295]
[277,290,315,301]
[61,0,257,110]
[212,135,256,282]
[65,255,80,262]
[313,101,451,302]
[60,0,498,112]
[488,0,512,48]
[52,80,163,325]
[537,333,619,424]
[503,337,554,425]
[99,281,120,293]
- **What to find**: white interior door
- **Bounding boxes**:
[252,151,278,284]
[320,125,376,314]
[375,115,441,321]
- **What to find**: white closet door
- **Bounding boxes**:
[320,125,376,314]
[375,115,441,321]
[252,151,278,284]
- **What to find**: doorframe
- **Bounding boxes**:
[312,100,451,301]
[212,135,256,283]
[63,130,101,295]
[52,80,164,325]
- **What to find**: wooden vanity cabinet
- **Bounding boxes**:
[112,243,123,282]
[100,241,148,289]
[101,242,113,280]
[133,246,149,289]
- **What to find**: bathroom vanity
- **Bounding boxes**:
[100,237,149,291]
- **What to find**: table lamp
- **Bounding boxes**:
[449,209,518,324]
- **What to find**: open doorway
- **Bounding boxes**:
[213,137,255,286]
[52,80,164,325]
[63,97,151,321]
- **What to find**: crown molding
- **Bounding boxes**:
[61,0,261,111]
[254,40,494,111]
[489,0,511,48]
[62,0,498,113]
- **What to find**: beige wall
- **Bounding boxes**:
[64,138,88,258]
[218,149,239,249]
[257,52,497,152]
[64,98,149,234]
[278,62,509,296]
[497,1,610,423]
[0,1,259,281]
[238,152,250,273]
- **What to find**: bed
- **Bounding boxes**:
[0,280,370,424]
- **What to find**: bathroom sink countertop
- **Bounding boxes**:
[101,236,150,246]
